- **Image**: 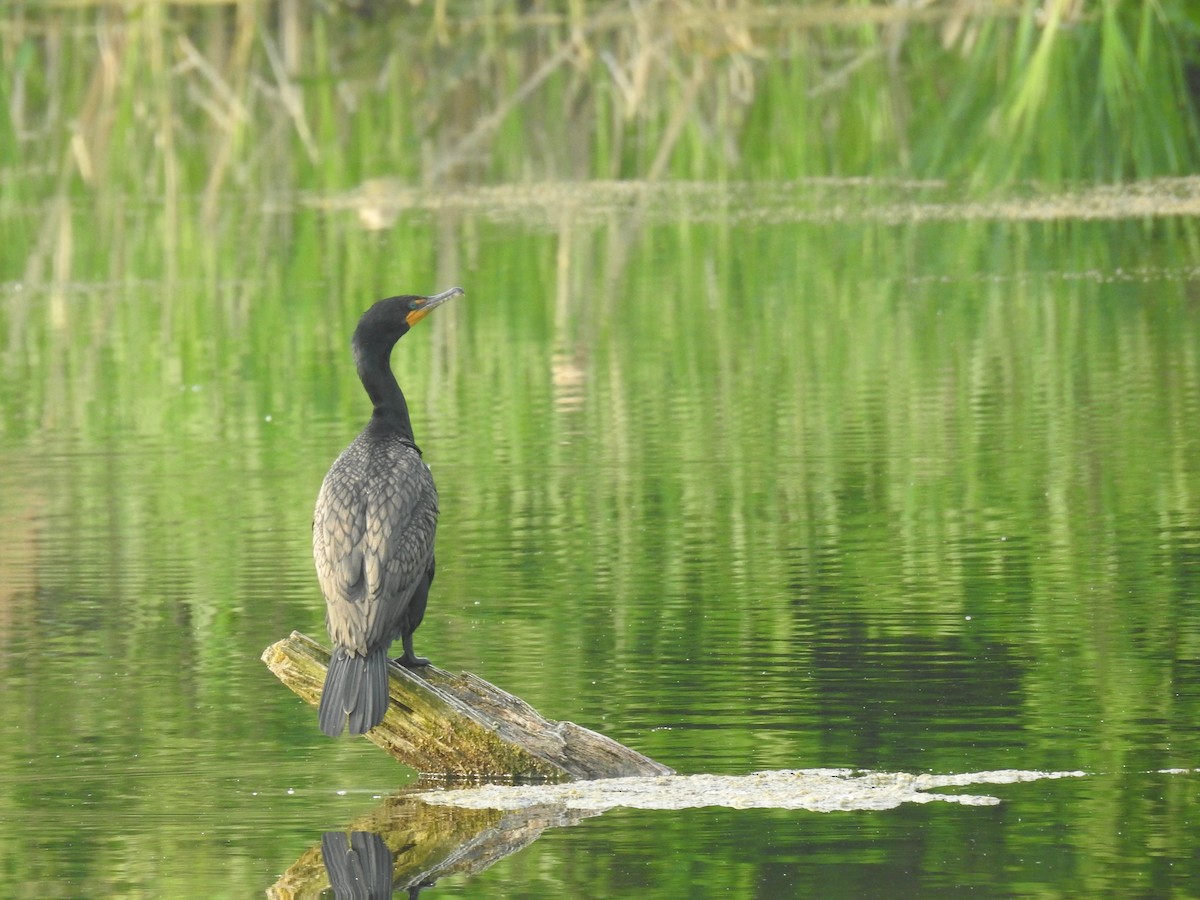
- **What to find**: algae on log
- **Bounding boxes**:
[261,631,674,780]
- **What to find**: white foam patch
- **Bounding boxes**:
[414,768,1093,813]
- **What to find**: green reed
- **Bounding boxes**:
[2,1,1197,370]
[3,2,1197,211]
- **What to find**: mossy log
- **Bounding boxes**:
[262,631,674,780]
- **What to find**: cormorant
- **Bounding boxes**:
[312,287,463,737]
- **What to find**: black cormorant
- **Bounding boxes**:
[312,286,463,737]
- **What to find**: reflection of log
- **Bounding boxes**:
[262,631,673,780]
[267,790,602,899]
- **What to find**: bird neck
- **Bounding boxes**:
[355,342,416,442]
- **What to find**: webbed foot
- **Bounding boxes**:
[397,633,429,667]
[396,653,430,668]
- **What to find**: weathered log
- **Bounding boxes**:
[261,631,674,780]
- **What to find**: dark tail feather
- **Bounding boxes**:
[318,646,389,737]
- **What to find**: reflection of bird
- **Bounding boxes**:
[321,831,394,899]
[313,287,463,737]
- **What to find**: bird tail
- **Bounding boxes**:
[318,646,389,737]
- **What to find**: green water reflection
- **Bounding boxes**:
[3,3,1200,897]
[2,205,1198,896]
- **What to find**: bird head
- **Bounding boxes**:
[353,287,464,350]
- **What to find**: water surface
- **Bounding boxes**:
[2,5,1200,896]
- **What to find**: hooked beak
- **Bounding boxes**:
[405,286,464,327]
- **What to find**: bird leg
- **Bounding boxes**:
[396,633,430,667]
